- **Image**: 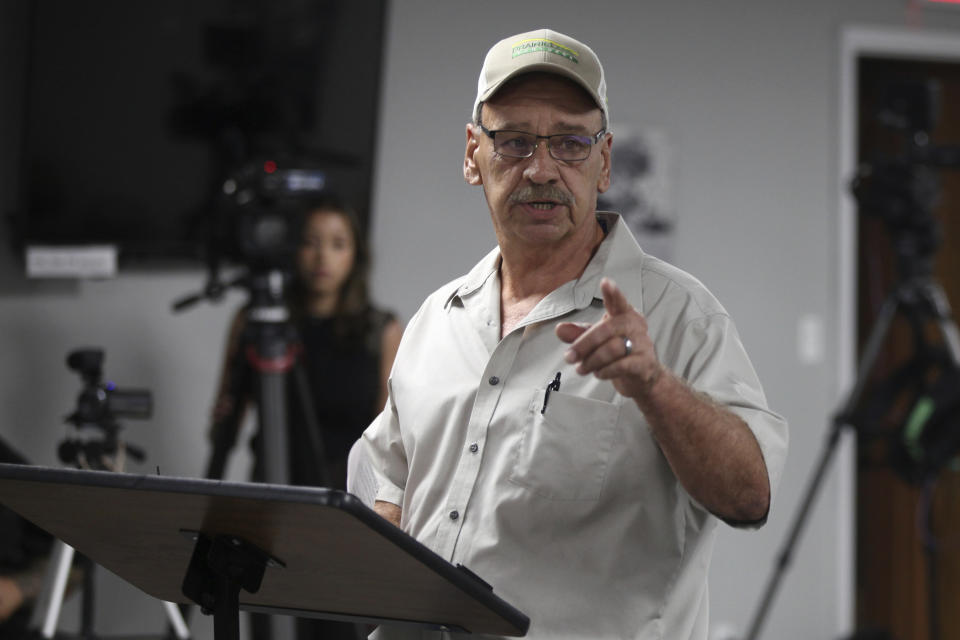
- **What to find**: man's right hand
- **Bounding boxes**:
[374,500,402,527]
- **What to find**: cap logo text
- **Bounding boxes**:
[511,38,579,63]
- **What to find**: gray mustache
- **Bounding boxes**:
[508,186,574,207]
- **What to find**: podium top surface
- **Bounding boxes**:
[0,463,528,636]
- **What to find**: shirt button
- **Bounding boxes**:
[449,510,460,521]
[488,376,500,385]
[469,443,479,453]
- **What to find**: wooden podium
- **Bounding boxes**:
[0,463,529,638]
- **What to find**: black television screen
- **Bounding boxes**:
[11,0,386,265]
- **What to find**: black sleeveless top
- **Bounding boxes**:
[283,306,393,490]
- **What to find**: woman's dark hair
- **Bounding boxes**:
[289,195,373,338]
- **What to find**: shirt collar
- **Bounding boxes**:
[444,246,501,310]
[575,211,645,309]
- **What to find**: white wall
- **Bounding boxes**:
[3,1,960,639]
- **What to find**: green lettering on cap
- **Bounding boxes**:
[511,38,579,64]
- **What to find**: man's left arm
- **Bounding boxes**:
[557,278,772,525]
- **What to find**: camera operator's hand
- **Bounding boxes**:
[210,395,237,437]
[0,576,25,621]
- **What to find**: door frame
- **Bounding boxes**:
[837,24,960,635]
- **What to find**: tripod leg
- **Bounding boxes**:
[839,293,902,417]
[291,361,333,488]
[253,368,294,640]
[80,556,95,638]
[920,480,940,640]
[745,422,844,640]
[745,290,902,640]
[921,282,960,365]
[162,601,192,639]
[257,367,291,486]
[32,540,75,638]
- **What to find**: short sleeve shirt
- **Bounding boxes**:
[361,213,788,640]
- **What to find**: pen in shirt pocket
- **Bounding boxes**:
[541,371,562,414]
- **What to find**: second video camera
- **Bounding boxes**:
[66,349,152,429]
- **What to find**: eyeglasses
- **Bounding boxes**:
[477,123,606,162]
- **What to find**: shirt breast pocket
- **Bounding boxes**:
[509,389,621,501]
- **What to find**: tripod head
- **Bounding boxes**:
[850,78,960,283]
[61,348,151,470]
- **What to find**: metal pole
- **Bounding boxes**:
[38,541,75,638]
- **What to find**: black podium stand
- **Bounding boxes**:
[0,463,529,638]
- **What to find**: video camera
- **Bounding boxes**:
[213,157,327,271]
[61,349,151,469]
[171,155,331,314]
[66,349,152,427]
[850,79,960,276]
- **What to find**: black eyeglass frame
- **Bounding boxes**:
[476,122,607,162]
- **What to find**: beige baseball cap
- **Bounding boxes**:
[473,28,609,128]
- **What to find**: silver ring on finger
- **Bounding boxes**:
[623,337,633,357]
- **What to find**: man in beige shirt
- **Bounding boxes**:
[358,28,788,639]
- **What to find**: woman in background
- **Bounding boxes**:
[210,196,402,488]
[208,197,402,639]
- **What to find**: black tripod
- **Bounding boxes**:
[747,75,960,637]
[31,349,191,639]
[196,269,332,488]
[745,222,960,640]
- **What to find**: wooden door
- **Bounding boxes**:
[856,57,960,640]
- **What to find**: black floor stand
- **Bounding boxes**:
[182,532,283,640]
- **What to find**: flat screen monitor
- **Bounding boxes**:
[10,0,386,265]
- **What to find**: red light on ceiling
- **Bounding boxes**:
[263,160,278,174]
[925,0,960,4]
